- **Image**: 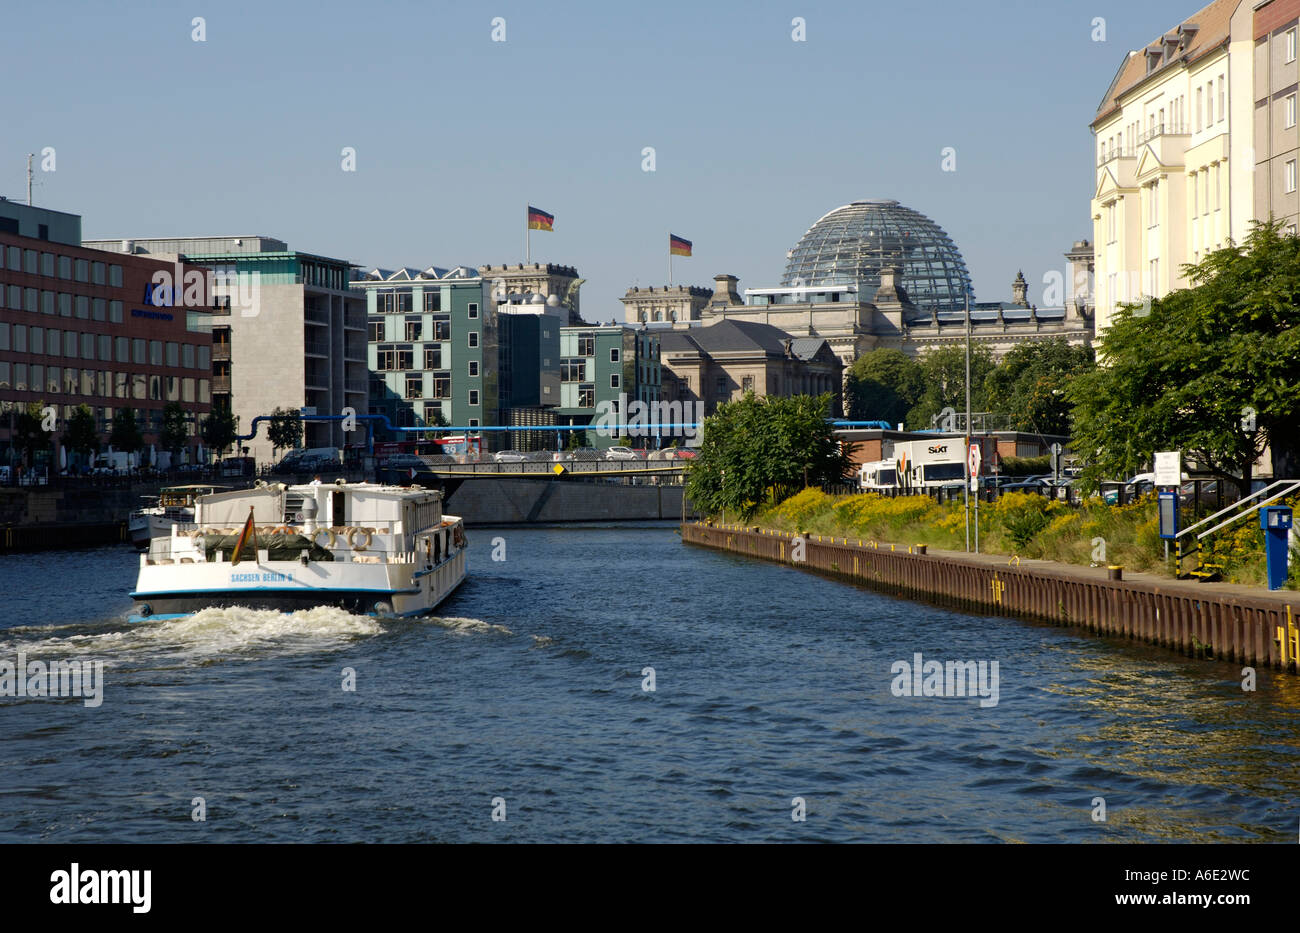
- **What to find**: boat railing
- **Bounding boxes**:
[155,519,456,565]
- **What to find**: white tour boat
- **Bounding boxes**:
[130,480,467,621]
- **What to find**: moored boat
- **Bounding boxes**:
[129,480,466,621]
[127,485,226,550]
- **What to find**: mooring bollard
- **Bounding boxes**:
[915,544,927,555]
[1107,565,1123,581]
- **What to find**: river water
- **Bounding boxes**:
[0,525,1296,842]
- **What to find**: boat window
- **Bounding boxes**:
[332,490,346,527]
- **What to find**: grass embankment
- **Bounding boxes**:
[741,489,1296,589]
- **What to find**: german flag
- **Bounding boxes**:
[527,206,554,231]
[231,506,256,567]
[669,234,692,257]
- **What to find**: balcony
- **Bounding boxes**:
[304,338,332,357]
[212,376,231,394]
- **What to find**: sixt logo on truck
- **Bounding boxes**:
[927,444,949,454]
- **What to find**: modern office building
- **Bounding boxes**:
[555,324,660,448]
[1254,0,1300,232]
[1,200,214,470]
[658,319,843,418]
[352,266,496,441]
[1089,0,1255,334]
[83,234,367,462]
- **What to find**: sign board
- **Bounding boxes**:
[1153,450,1181,487]
[968,443,981,492]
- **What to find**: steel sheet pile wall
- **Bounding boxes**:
[682,523,1300,672]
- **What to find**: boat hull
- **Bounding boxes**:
[129,549,466,622]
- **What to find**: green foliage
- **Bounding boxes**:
[1071,221,1300,496]
[109,407,143,454]
[907,344,996,429]
[565,429,588,450]
[267,407,303,454]
[61,404,99,460]
[845,348,923,425]
[687,392,850,520]
[160,401,189,454]
[983,337,1094,435]
[14,401,52,465]
[999,455,1051,476]
[200,405,238,456]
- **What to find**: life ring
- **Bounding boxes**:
[348,528,372,551]
[312,528,337,549]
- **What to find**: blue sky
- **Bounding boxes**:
[3,0,1201,318]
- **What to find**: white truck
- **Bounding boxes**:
[858,458,901,492]
[890,438,969,491]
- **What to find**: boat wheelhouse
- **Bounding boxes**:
[130,480,466,621]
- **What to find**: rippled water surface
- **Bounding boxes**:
[1,526,1297,842]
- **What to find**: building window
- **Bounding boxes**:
[109,265,122,288]
[1288,28,1297,64]
[91,261,105,285]
[433,375,450,398]
[1148,258,1159,295]
[405,375,423,399]
[1206,82,1214,125]
[424,290,440,312]
[1196,86,1203,131]
[468,389,480,406]
[1288,160,1298,194]
[109,300,122,323]
[424,346,441,370]
[58,256,71,279]
[74,259,88,282]
[578,385,594,408]
[468,302,478,319]
[468,360,479,377]
[468,418,480,428]
[41,252,54,276]
[1217,76,1224,122]
[433,318,450,340]
[369,319,384,342]
[405,319,422,341]
[397,292,412,313]
[1148,181,1159,228]
[742,375,754,393]
[468,331,478,348]
[577,334,594,356]
[610,373,620,388]
[1288,94,1297,130]
[716,375,727,395]
[562,359,584,382]
[610,348,620,363]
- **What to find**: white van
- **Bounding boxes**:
[858,459,900,492]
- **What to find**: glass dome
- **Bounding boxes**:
[780,200,973,312]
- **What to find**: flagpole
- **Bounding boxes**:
[526,205,530,263]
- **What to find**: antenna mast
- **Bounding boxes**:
[26,153,34,205]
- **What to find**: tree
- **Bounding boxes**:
[565,429,588,450]
[61,405,99,464]
[686,392,849,520]
[110,407,144,459]
[907,344,996,430]
[161,401,189,460]
[267,407,303,455]
[984,338,1095,436]
[201,405,238,458]
[14,402,52,468]
[1070,221,1300,496]
[844,348,924,426]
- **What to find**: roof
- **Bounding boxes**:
[356,265,480,283]
[660,319,837,362]
[1093,0,1239,127]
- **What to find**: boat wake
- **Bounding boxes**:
[0,606,383,664]
[423,615,513,636]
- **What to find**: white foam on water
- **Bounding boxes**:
[0,605,382,663]
[424,615,513,636]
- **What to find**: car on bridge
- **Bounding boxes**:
[604,446,643,461]
[493,450,528,463]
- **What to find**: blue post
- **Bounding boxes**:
[1260,506,1293,591]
